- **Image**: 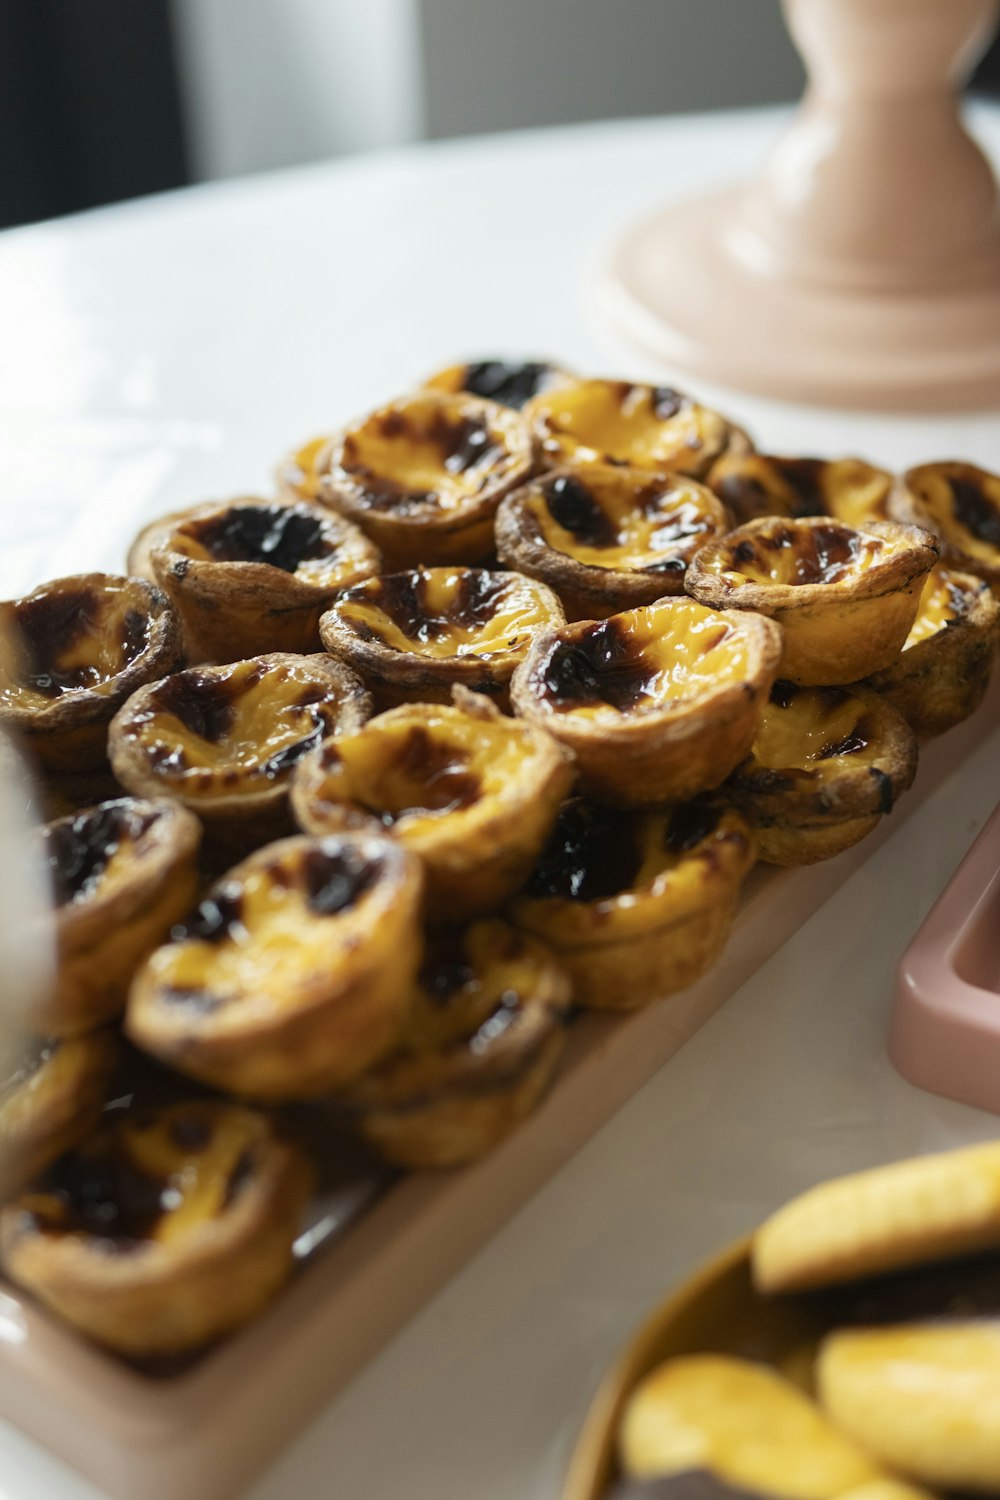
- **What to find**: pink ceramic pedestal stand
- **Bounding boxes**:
[594,0,1000,410]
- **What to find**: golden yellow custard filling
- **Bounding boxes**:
[903,565,966,649]
[17,1103,275,1250]
[329,391,530,515]
[328,567,556,661]
[115,658,352,799]
[301,702,536,835]
[42,799,165,907]
[532,598,753,722]
[278,435,330,502]
[0,577,153,711]
[168,502,371,589]
[524,468,727,572]
[140,838,390,1014]
[904,462,1000,569]
[709,454,892,528]
[527,379,736,477]
[745,683,883,775]
[704,519,900,590]
[400,919,562,1054]
[423,359,571,410]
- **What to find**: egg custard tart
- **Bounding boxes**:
[422,357,574,410]
[40,798,201,1036]
[708,453,894,529]
[136,497,381,663]
[509,597,781,807]
[319,566,565,710]
[344,919,571,1169]
[866,565,1000,738]
[495,466,730,620]
[317,390,536,569]
[291,692,574,921]
[726,682,918,866]
[0,1100,311,1356]
[108,653,371,857]
[0,574,183,773]
[511,796,755,1011]
[127,832,422,1099]
[686,516,938,687]
[891,460,1000,589]
[275,434,334,504]
[0,1031,117,1200]
[524,379,751,480]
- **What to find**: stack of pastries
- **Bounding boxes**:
[0,359,997,1358]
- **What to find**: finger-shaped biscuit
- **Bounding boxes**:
[753,1143,1000,1294]
[819,1320,1000,1491]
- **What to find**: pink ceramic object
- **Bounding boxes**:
[594,0,1000,410]
[890,798,1000,1110]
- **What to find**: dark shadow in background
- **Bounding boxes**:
[0,0,189,230]
[0,4,997,231]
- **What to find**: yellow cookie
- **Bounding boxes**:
[619,1354,884,1498]
[753,1142,1000,1295]
[819,1320,1000,1491]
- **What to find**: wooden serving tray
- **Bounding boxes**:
[3,676,999,1500]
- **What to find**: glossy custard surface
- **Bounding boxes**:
[328,567,557,661]
[0,578,152,710]
[525,796,746,912]
[711,455,892,527]
[18,1103,271,1250]
[902,565,967,649]
[144,839,386,1013]
[703,520,896,590]
[906,462,1000,567]
[43,800,159,906]
[279,436,330,501]
[528,380,733,476]
[526,468,727,573]
[533,599,752,721]
[401,920,558,1054]
[170,503,370,588]
[118,658,352,797]
[302,704,543,833]
[744,683,881,775]
[331,392,528,514]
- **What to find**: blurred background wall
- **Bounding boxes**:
[1,0,998,229]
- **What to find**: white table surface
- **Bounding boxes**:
[1,104,999,1500]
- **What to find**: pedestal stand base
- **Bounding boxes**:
[593,187,1000,412]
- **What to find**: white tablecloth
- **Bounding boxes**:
[1,104,999,1500]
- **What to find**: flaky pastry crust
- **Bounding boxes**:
[291,689,575,920]
[127,832,423,1099]
[317,390,536,569]
[866,565,1000,738]
[511,797,755,1011]
[0,1100,310,1355]
[344,920,571,1168]
[319,566,565,710]
[39,797,201,1035]
[509,597,782,806]
[0,574,183,772]
[495,465,729,619]
[137,497,380,662]
[685,516,938,686]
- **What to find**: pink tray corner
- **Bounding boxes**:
[889,798,1000,1112]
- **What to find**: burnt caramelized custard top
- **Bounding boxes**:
[44,800,158,907]
[708,454,892,529]
[163,500,380,594]
[324,566,561,663]
[525,796,727,904]
[325,390,533,516]
[112,655,367,796]
[524,467,727,574]
[426,359,569,410]
[901,461,1000,570]
[0,575,164,710]
[530,600,751,718]
[179,505,331,573]
[17,1103,267,1251]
